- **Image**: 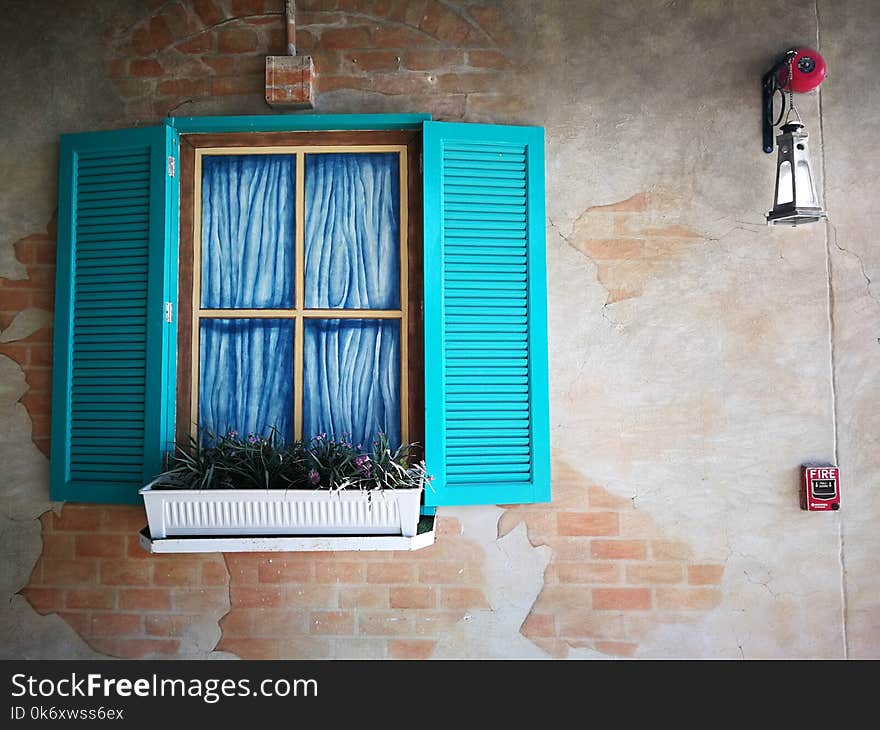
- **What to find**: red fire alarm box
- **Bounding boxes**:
[801,466,840,511]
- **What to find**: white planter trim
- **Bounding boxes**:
[139,485,423,539]
[138,526,436,554]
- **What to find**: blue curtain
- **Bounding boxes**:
[198,152,402,448]
[199,319,294,441]
[303,319,400,448]
[201,154,295,309]
[304,153,400,309]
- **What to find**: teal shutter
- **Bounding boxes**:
[422,121,550,506]
[50,125,179,504]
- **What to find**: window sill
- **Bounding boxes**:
[137,515,436,554]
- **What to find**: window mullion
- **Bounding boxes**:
[294,151,305,441]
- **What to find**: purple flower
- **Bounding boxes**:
[355,454,372,476]
[247,434,258,444]
[308,469,320,485]
[227,429,238,439]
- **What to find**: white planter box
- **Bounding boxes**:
[139,485,422,539]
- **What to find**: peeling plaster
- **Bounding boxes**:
[0,309,52,344]
[432,507,552,659]
[0,356,102,659]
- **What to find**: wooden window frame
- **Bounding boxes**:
[176,130,423,452]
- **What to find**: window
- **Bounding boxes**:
[50,115,549,509]
[175,132,423,452]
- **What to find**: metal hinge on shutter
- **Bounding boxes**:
[165,302,173,323]
[167,155,176,177]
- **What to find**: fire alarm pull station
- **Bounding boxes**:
[801,466,840,511]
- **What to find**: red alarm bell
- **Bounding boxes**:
[777,47,827,93]
[762,47,828,153]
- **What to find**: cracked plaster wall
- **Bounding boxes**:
[0,0,877,659]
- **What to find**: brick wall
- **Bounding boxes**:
[107,0,515,122]
[7,1,727,660]
[0,217,57,458]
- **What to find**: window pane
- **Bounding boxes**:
[304,153,400,309]
[199,319,294,441]
[303,319,400,448]
[201,154,295,309]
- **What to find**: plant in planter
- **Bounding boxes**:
[140,429,430,539]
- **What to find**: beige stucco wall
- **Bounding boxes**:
[0,0,876,659]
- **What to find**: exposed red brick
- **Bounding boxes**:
[656,588,722,611]
[217,26,260,53]
[370,73,434,95]
[433,12,473,45]
[202,56,236,74]
[439,587,490,609]
[193,0,224,27]
[157,78,210,96]
[258,558,312,583]
[338,586,388,609]
[41,560,98,586]
[320,26,373,49]
[556,562,620,584]
[688,565,724,585]
[651,540,693,561]
[315,75,367,92]
[373,25,435,48]
[161,2,196,39]
[232,0,267,15]
[51,504,101,532]
[592,588,651,611]
[236,54,267,75]
[520,613,555,638]
[65,588,116,610]
[89,613,142,637]
[315,562,364,584]
[176,33,213,53]
[29,343,52,367]
[230,586,283,608]
[390,586,436,609]
[366,562,414,584]
[119,588,173,611]
[358,611,413,636]
[107,59,127,77]
[596,641,637,657]
[74,534,125,559]
[132,16,173,55]
[172,588,229,612]
[591,540,647,560]
[20,587,64,613]
[626,563,685,584]
[145,614,199,637]
[152,561,201,586]
[346,50,401,71]
[417,0,445,34]
[310,610,354,635]
[0,289,31,312]
[99,561,151,586]
[212,75,263,95]
[388,639,436,659]
[558,512,619,537]
[418,561,481,584]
